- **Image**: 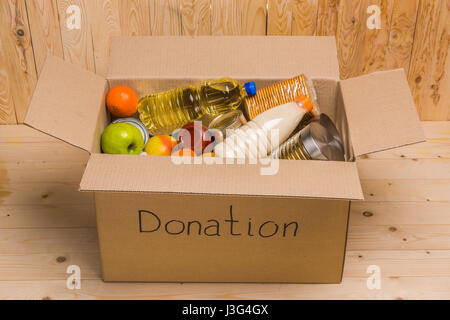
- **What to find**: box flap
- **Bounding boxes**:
[80,154,364,201]
[24,56,108,153]
[340,69,425,157]
[107,36,340,80]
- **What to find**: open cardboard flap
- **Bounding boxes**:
[24,56,108,153]
[80,154,364,200]
[340,69,425,157]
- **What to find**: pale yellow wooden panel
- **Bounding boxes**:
[0,252,100,281]
[149,0,182,35]
[119,0,151,36]
[361,179,450,202]
[0,204,95,228]
[336,0,367,79]
[0,161,87,183]
[241,0,267,35]
[348,224,450,250]
[0,51,17,125]
[0,0,38,123]
[211,0,242,35]
[357,158,450,180]
[364,141,450,160]
[56,0,96,72]
[0,228,98,254]
[350,201,450,225]
[180,0,211,35]
[85,0,121,76]
[384,0,419,74]
[0,182,93,206]
[344,250,450,278]
[316,0,338,36]
[1,277,450,299]
[291,0,319,36]
[267,0,291,35]
[408,0,450,120]
[26,0,64,74]
[360,0,394,75]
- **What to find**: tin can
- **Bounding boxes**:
[112,117,150,146]
[271,114,345,162]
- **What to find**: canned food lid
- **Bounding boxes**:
[301,114,345,161]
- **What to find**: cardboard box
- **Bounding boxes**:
[24,36,425,283]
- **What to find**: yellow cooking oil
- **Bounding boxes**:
[138,78,256,136]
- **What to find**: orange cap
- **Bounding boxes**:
[295,94,313,112]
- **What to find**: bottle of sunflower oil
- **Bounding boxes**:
[138,79,257,136]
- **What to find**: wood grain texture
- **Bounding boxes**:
[0,49,17,124]
[26,0,64,74]
[291,0,319,35]
[85,0,121,77]
[316,0,338,36]
[180,0,211,35]
[56,0,96,72]
[88,0,152,76]
[211,0,242,35]
[241,0,268,35]
[408,0,450,120]
[384,0,419,74]
[350,201,450,225]
[359,0,394,75]
[0,0,38,124]
[1,277,450,299]
[149,0,182,35]
[336,0,367,79]
[267,0,291,35]
[119,0,151,36]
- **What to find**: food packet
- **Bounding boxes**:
[244,74,320,131]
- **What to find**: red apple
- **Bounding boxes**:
[179,121,213,155]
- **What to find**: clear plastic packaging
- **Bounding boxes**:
[214,96,313,159]
[244,75,320,131]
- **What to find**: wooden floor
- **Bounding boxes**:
[0,122,449,300]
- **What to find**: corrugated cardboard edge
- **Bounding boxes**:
[24,55,108,153]
[340,69,426,157]
[80,154,365,201]
[107,36,341,81]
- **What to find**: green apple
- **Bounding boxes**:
[101,123,144,155]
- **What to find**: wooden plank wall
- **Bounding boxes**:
[0,0,448,125]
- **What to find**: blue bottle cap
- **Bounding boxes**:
[244,82,257,97]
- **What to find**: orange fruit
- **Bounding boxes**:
[172,148,196,157]
[106,85,139,118]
